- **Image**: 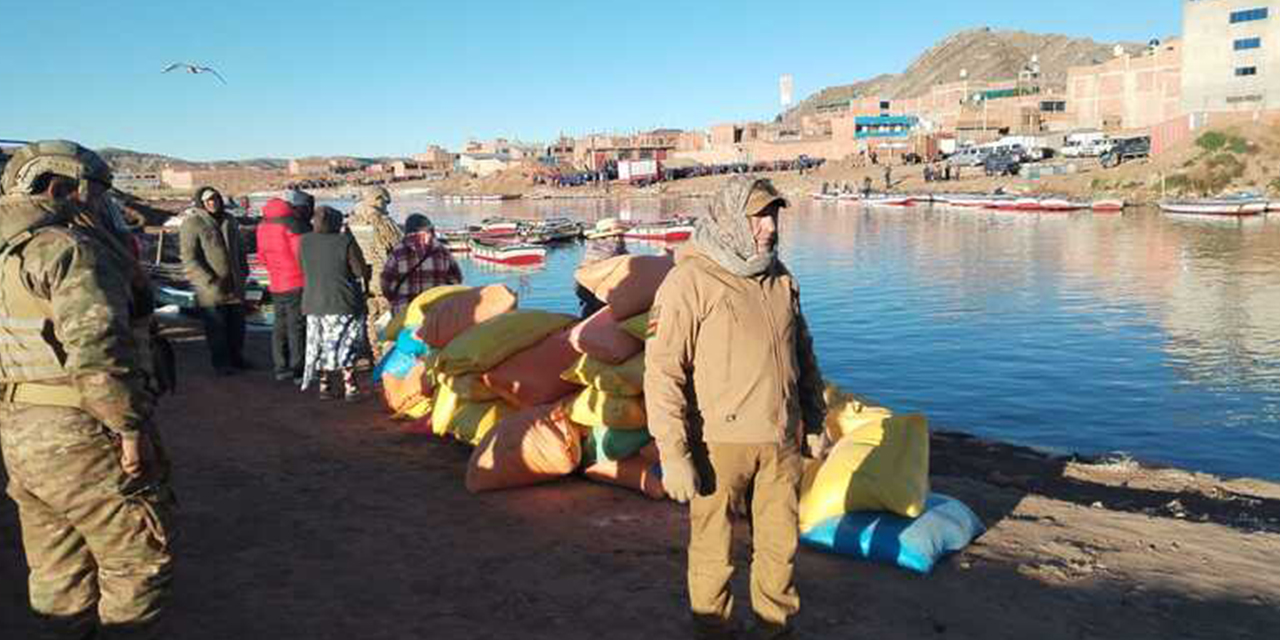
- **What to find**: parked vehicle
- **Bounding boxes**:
[1061,132,1111,158]
[983,152,1022,177]
[947,146,989,167]
[618,159,661,185]
[1100,136,1151,168]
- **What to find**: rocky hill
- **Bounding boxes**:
[785,27,1148,120]
[98,147,288,172]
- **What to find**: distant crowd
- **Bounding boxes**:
[178,185,462,399]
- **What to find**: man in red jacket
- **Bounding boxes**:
[256,196,310,382]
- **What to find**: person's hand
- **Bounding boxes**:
[802,431,832,460]
[119,432,153,477]
[658,447,699,503]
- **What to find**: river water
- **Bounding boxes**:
[338,195,1280,481]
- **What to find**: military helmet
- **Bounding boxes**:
[0,140,112,196]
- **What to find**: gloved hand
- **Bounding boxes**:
[658,445,700,504]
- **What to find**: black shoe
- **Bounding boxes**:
[232,359,259,371]
[215,367,239,377]
[274,372,293,382]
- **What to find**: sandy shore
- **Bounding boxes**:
[2,321,1277,639]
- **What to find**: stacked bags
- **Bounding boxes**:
[797,383,984,573]
[559,254,675,499]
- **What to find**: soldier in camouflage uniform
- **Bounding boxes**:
[0,141,175,639]
[345,185,402,359]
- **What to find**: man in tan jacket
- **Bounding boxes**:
[646,176,826,639]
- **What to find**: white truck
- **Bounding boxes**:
[1061,132,1112,158]
[617,159,661,185]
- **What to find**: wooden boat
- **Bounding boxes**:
[1158,199,1268,216]
[477,218,520,238]
[521,218,582,244]
[1091,198,1126,212]
[623,219,695,242]
[859,193,916,207]
[469,238,547,266]
[1035,197,1089,212]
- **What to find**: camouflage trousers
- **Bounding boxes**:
[0,404,175,639]
[365,295,391,363]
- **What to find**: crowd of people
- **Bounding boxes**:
[177,184,463,400]
[1,139,825,639]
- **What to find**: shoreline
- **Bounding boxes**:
[2,322,1277,639]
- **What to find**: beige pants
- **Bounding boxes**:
[1,404,175,639]
[688,441,803,634]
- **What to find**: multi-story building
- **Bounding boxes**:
[1183,0,1280,113]
[1068,39,1183,132]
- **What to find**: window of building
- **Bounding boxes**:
[1040,100,1066,113]
[1226,94,1264,104]
[1236,66,1259,76]
[1235,37,1262,50]
[1230,8,1269,23]
[879,100,891,110]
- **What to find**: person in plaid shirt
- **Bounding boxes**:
[380,214,463,316]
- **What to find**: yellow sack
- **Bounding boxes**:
[382,285,471,342]
[799,413,930,530]
[823,382,893,442]
[619,312,649,341]
[437,310,576,375]
[429,383,512,445]
[436,372,498,401]
[560,353,645,397]
[567,387,646,430]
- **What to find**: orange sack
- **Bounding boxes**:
[381,359,435,418]
[419,284,518,348]
[483,327,582,408]
[582,456,666,500]
[466,404,583,493]
[574,254,674,320]
[569,306,642,365]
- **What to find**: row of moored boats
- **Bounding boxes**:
[812,191,1279,216]
[441,217,696,267]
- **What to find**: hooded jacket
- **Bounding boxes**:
[255,198,306,293]
[644,178,825,448]
[346,196,403,295]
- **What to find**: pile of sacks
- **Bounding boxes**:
[375,254,983,573]
[376,253,676,500]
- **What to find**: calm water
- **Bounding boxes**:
[329,196,1280,481]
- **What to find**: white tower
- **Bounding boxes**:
[780,74,794,108]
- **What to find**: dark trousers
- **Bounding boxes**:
[270,289,305,377]
[198,303,246,370]
[576,284,605,320]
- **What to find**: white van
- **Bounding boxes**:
[947,146,989,167]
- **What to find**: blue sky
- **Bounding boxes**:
[0,0,1180,161]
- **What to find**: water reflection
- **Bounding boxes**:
[321,196,1280,479]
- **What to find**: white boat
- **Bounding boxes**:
[1091,198,1126,212]
[468,239,547,266]
[623,219,695,242]
[1158,199,1268,216]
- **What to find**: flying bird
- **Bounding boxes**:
[162,62,227,85]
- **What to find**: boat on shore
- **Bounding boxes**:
[468,238,547,266]
[1091,198,1126,212]
[623,219,695,242]
[1158,198,1268,216]
[438,229,472,252]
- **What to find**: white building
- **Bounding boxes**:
[458,153,515,178]
[1183,0,1280,112]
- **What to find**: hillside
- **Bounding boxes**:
[785,27,1146,120]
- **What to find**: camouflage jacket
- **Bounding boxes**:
[345,201,402,294]
[0,194,152,433]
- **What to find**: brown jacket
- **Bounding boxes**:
[644,245,825,448]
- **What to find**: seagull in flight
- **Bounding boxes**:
[162,62,227,85]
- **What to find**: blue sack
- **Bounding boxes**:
[799,493,985,574]
[374,328,429,380]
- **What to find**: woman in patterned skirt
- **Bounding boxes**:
[299,206,372,400]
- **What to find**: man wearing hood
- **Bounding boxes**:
[256,191,312,383]
[179,186,250,375]
[346,185,403,357]
[646,176,826,639]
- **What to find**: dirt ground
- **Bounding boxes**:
[2,324,1278,639]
